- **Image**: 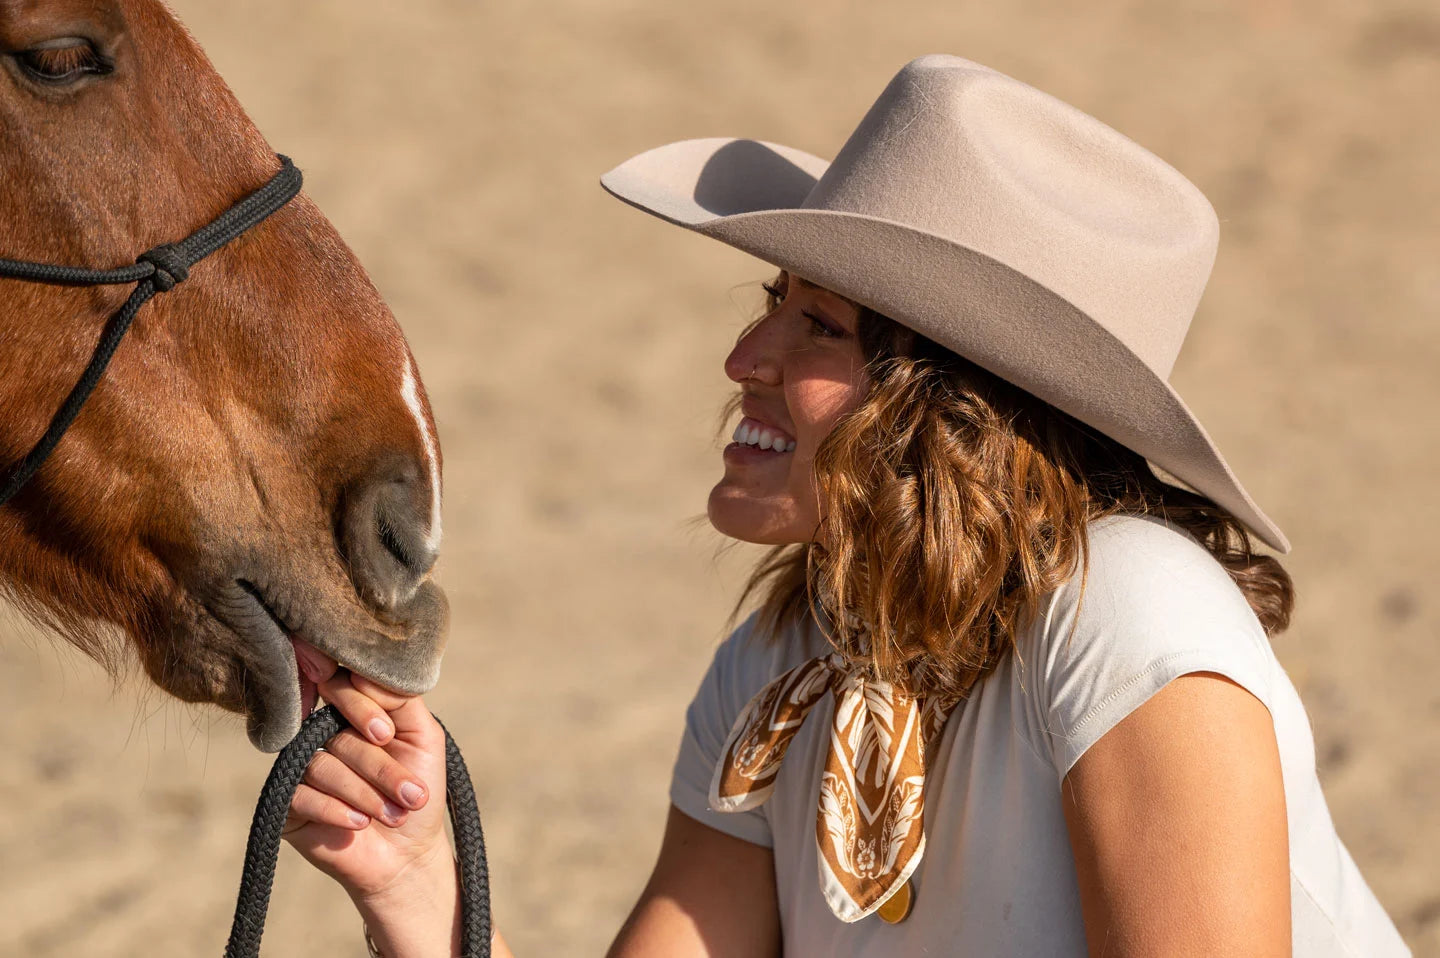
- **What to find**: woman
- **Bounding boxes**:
[283,56,1408,956]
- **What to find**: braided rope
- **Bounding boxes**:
[0,156,303,508]
[0,281,156,505]
[224,704,491,957]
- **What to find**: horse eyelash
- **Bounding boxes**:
[17,44,113,83]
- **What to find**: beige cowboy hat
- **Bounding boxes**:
[600,54,1288,553]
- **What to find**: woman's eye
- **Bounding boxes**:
[15,43,112,85]
[804,310,842,338]
[761,281,785,308]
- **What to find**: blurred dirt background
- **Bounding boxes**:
[1,0,1437,954]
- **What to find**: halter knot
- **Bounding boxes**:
[137,243,190,291]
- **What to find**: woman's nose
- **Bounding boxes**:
[725,318,782,385]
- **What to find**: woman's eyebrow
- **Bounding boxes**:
[814,292,862,323]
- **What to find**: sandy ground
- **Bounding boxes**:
[2,0,1437,954]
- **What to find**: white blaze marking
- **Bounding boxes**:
[401,357,443,553]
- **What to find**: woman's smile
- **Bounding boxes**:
[728,415,797,454]
[708,272,869,545]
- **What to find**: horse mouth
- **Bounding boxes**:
[207,577,445,751]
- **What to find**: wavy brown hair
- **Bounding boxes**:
[737,281,1294,700]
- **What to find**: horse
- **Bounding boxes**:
[0,0,449,751]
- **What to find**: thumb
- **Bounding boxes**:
[347,673,413,712]
[350,674,444,746]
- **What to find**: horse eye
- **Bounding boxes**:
[15,41,113,85]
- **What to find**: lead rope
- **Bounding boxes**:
[224,705,492,958]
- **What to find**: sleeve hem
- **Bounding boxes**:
[669,780,774,848]
[1054,648,1274,781]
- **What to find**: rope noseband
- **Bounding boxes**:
[0,155,302,507]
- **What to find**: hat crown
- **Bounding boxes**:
[801,55,1219,379]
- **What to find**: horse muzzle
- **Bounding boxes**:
[207,572,449,751]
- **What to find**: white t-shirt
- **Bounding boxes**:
[671,515,1409,956]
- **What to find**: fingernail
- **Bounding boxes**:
[368,718,393,743]
[348,810,369,828]
[399,782,425,808]
[381,801,405,823]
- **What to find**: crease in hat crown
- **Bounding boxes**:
[601,54,1289,553]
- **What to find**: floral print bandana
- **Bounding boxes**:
[709,653,959,922]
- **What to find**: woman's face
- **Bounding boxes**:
[709,271,869,544]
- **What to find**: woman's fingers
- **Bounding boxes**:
[326,672,446,758]
[307,672,444,816]
[368,686,447,752]
[348,673,413,713]
[285,727,426,833]
[320,673,397,746]
[324,727,431,812]
[285,782,371,834]
[304,748,412,826]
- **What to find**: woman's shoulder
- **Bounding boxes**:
[1058,512,1266,633]
[704,610,830,706]
[1010,513,1278,777]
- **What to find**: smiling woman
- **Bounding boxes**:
[730,270,1298,698]
[0,0,448,751]
[281,54,1409,958]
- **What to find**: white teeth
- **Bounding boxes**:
[732,419,795,452]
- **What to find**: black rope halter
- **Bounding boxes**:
[0,154,302,507]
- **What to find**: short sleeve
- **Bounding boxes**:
[670,614,778,847]
[1018,515,1278,781]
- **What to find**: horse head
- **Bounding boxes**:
[0,0,450,750]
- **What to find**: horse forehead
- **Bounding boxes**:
[0,0,126,35]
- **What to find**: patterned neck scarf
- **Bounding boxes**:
[708,653,960,922]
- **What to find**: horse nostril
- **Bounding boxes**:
[378,515,413,570]
[340,464,439,613]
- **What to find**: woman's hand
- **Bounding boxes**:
[283,672,447,897]
[284,672,462,955]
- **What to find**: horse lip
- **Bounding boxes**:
[208,577,446,750]
[205,579,306,751]
[211,579,377,750]
[237,581,335,681]
[233,582,352,680]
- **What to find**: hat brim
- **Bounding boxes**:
[602,138,1289,553]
